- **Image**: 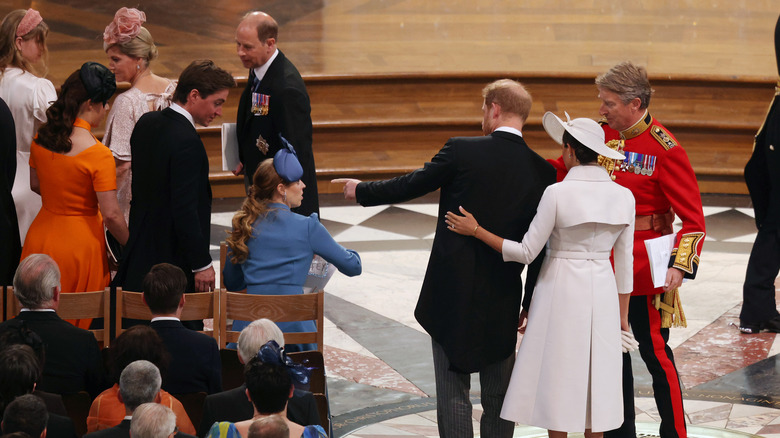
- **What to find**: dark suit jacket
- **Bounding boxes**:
[745,91,780,230]
[0,97,20,284]
[356,131,556,373]
[114,107,212,293]
[198,385,319,437]
[46,412,78,438]
[236,50,319,216]
[84,419,196,438]
[150,319,221,394]
[0,312,105,397]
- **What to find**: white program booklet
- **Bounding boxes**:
[644,234,687,288]
[303,255,335,293]
[221,123,240,171]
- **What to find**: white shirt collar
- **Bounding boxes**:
[151,316,181,322]
[20,308,55,312]
[253,49,280,83]
[169,103,195,128]
[494,126,523,137]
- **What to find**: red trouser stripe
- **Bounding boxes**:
[644,297,686,438]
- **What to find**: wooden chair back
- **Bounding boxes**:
[171,392,207,433]
[6,287,111,348]
[62,391,91,437]
[219,289,324,351]
[219,348,245,391]
[287,350,326,395]
[313,393,331,434]
[220,241,227,290]
[115,288,219,342]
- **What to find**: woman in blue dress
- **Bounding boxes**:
[224,143,362,351]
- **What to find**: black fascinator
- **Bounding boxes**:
[79,62,116,105]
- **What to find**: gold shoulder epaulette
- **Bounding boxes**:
[650,126,677,151]
[598,139,624,180]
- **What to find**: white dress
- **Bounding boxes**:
[103,81,176,223]
[0,67,56,244]
[499,165,635,432]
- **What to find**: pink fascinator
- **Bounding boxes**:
[103,7,146,45]
[16,9,43,37]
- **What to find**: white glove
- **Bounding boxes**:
[621,329,639,353]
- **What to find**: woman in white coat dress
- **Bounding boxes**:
[445,112,636,438]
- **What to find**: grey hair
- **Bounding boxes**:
[130,403,176,438]
[119,360,162,411]
[595,61,653,109]
[248,415,288,438]
[237,319,285,363]
[12,254,60,309]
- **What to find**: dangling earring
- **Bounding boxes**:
[283,191,287,204]
[136,64,140,71]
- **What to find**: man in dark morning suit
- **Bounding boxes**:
[0,254,105,397]
[0,97,21,284]
[333,80,556,438]
[740,14,780,334]
[0,345,77,438]
[143,263,221,394]
[114,60,235,310]
[198,319,319,437]
[233,11,319,216]
[84,360,195,438]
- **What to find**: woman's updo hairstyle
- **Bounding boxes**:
[103,8,158,65]
[36,62,115,153]
[563,130,598,165]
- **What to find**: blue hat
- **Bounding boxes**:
[273,134,304,183]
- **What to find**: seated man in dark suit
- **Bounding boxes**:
[0,345,76,438]
[144,263,221,394]
[2,394,48,438]
[198,319,318,436]
[0,254,105,397]
[84,360,194,438]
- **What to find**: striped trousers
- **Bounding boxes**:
[431,339,515,438]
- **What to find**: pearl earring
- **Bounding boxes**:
[283,192,287,204]
[136,64,140,71]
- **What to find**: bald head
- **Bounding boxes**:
[236,11,278,69]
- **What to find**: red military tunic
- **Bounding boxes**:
[603,111,706,295]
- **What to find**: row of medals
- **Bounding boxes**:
[602,140,655,178]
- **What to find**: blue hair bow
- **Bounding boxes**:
[257,340,311,386]
[273,134,304,183]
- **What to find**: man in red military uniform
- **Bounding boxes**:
[597,62,706,438]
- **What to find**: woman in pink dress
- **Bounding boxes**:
[102,7,176,222]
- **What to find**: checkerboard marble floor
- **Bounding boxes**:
[211,194,780,437]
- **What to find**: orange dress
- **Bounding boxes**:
[21,118,116,329]
[86,384,196,434]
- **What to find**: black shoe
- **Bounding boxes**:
[763,316,780,333]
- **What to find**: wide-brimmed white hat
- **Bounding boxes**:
[542,111,625,160]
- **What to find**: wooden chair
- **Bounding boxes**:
[2,285,6,322]
[115,288,220,342]
[220,241,227,290]
[61,391,91,437]
[313,393,331,434]
[219,289,324,351]
[171,392,207,433]
[287,350,326,395]
[219,348,245,391]
[6,287,111,348]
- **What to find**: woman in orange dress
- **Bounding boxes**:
[21,62,127,329]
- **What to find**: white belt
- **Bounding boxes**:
[546,249,610,260]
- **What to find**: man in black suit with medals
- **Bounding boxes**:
[333,79,555,438]
[233,11,319,216]
[115,60,235,303]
